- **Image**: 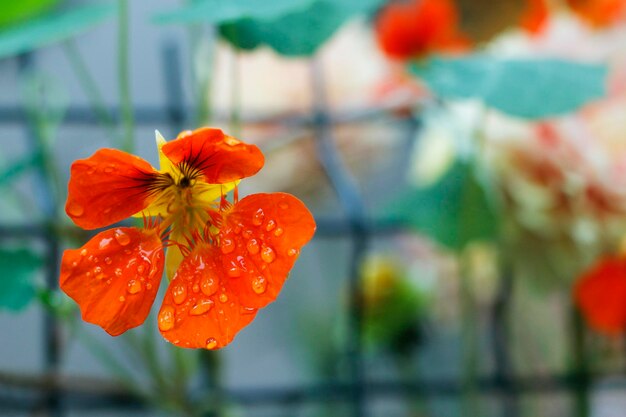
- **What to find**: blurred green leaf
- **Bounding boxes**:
[153,0,313,25]
[219,0,385,56]
[390,161,498,250]
[0,248,42,311]
[410,56,607,119]
[0,3,116,59]
[0,152,43,186]
[0,0,58,29]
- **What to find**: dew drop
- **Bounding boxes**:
[114,229,131,246]
[265,220,276,232]
[158,306,175,331]
[71,261,78,268]
[219,293,228,303]
[104,164,116,174]
[252,209,265,226]
[115,268,123,277]
[127,280,141,294]
[87,167,96,175]
[189,299,214,316]
[242,229,253,239]
[246,239,260,255]
[201,276,217,296]
[80,249,88,257]
[252,276,267,294]
[86,271,92,278]
[279,202,289,210]
[137,264,145,274]
[227,266,241,278]
[146,283,153,290]
[104,257,112,265]
[205,338,218,350]
[172,284,187,305]
[274,227,284,237]
[192,283,200,293]
[241,307,256,315]
[287,248,299,257]
[221,238,235,254]
[67,201,84,217]
[119,296,126,302]
[93,266,102,275]
[261,246,276,263]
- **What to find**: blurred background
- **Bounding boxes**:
[2,0,626,416]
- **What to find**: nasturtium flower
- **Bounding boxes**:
[375,0,470,61]
[574,256,626,336]
[566,0,626,27]
[60,128,316,349]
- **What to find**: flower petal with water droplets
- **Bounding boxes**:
[218,192,316,309]
[158,245,258,349]
[60,227,164,336]
[66,149,166,230]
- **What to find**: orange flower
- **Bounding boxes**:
[60,128,316,349]
[574,256,626,335]
[375,0,470,60]
[520,0,550,34]
[566,0,626,27]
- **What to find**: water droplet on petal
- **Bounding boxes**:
[127,280,141,294]
[219,293,228,303]
[158,306,175,331]
[104,257,112,265]
[261,246,275,263]
[265,220,276,232]
[137,264,145,274]
[192,283,200,293]
[67,201,84,217]
[114,229,131,246]
[241,306,256,315]
[71,261,78,268]
[201,276,218,295]
[104,164,116,174]
[252,276,267,294]
[80,249,88,257]
[242,229,253,239]
[287,248,299,257]
[93,266,102,275]
[246,239,260,255]
[279,202,289,210]
[227,266,241,278]
[146,283,153,290]
[115,268,123,277]
[205,338,218,350]
[119,296,125,302]
[189,299,214,316]
[274,227,284,237]
[221,238,235,254]
[172,284,187,305]
[252,209,265,226]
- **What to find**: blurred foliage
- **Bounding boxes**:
[0,3,115,59]
[0,152,43,186]
[390,161,498,251]
[0,248,42,311]
[0,0,58,29]
[411,56,608,119]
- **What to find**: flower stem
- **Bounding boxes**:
[117,0,134,152]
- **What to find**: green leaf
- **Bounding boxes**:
[0,248,42,311]
[390,161,498,250]
[410,56,608,119]
[0,3,116,59]
[219,0,385,56]
[0,0,58,29]
[153,0,314,25]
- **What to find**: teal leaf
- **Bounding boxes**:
[219,0,385,56]
[410,56,608,119]
[0,3,116,59]
[153,0,314,25]
[389,161,498,250]
[0,248,42,311]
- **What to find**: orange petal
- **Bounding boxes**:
[574,256,626,336]
[161,127,264,184]
[520,0,549,34]
[60,227,164,336]
[218,193,316,309]
[66,149,162,230]
[567,0,626,27]
[157,246,258,349]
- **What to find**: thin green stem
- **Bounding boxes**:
[570,305,590,417]
[117,0,134,152]
[62,40,116,138]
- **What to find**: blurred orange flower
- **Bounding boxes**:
[567,0,626,27]
[520,0,550,33]
[375,0,470,60]
[60,128,316,349]
[574,256,626,335]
